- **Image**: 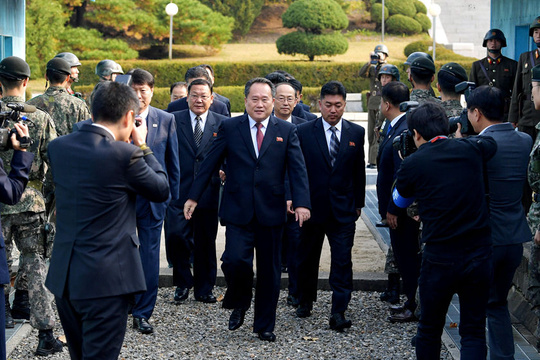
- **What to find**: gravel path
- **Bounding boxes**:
[10,287,452,359]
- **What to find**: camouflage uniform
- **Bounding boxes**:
[410,89,441,105]
[0,96,57,330]
[441,99,463,118]
[528,123,540,326]
[27,85,90,136]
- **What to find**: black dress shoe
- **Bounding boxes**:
[296,302,312,318]
[258,331,276,342]
[329,313,352,332]
[133,317,154,334]
[389,304,405,314]
[228,308,245,330]
[195,294,217,303]
[174,287,189,303]
[380,290,400,304]
[286,294,299,307]
[388,308,417,323]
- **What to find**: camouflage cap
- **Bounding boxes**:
[438,62,468,82]
[0,56,31,80]
[46,58,72,76]
[532,64,540,82]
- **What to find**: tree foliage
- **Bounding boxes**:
[57,28,139,60]
[277,31,349,61]
[385,0,416,18]
[370,3,389,26]
[200,0,264,36]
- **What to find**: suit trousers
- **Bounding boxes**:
[283,214,302,297]
[389,214,420,312]
[297,218,355,314]
[55,294,133,360]
[165,203,218,297]
[487,243,523,360]
[220,219,283,333]
[416,244,491,360]
[133,206,164,320]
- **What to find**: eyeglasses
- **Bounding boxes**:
[276,96,296,103]
[189,94,210,101]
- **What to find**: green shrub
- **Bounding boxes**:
[371,3,389,25]
[413,0,427,14]
[386,14,422,35]
[385,0,416,18]
[404,40,429,56]
[276,31,349,61]
[403,40,477,61]
[282,0,349,32]
[414,13,431,33]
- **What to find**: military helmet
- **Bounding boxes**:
[0,56,31,80]
[54,52,82,67]
[46,58,72,76]
[532,64,540,82]
[377,64,400,82]
[530,16,540,37]
[482,29,507,48]
[404,52,433,66]
[374,44,389,56]
[409,56,436,74]
[438,62,468,82]
[95,60,124,79]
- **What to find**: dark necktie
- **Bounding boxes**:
[256,122,264,153]
[329,126,339,166]
[194,116,203,147]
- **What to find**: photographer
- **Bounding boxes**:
[0,56,61,356]
[360,44,388,169]
[394,102,497,359]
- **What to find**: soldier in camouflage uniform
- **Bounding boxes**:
[437,62,468,118]
[408,57,441,105]
[53,52,82,98]
[527,64,540,345]
[27,58,90,136]
[360,44,388,169]
[0,56,62,356]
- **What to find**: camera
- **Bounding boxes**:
[0,102,34,151]
[370,52,382,64]
[448,81,477,135]
[392,101,419,158]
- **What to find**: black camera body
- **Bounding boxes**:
[392,101,419,158]
[448,81,477,135]
[370,52,382,64]
[0,102,33,151]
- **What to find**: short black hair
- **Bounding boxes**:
[245,77,276,98]
[320,80,346,100]
[130,68,154,88]
[201,64,214,77]
[287,78,303,93]
[46,69,69,85]
[0,76,23,90]
[188,78,213,94]
[410,69,433,86]
[382,81,410,107]
[466,85,505,122]
[170,81,187,94]
[265,72,288,85]
[408,102,449,139]
[185,66,211,83]
[91,81,140,124]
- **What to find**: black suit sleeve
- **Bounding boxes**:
[286,126,311,209]
[0,151,34,205]
[126,147,170,203]
[355,128,366,209]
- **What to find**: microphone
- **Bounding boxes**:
[6,103,37,113]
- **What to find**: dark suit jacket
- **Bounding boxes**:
[172,109,227,209]
[279,115,307,200]
[292,104,317,121]
[188,114,311,227]
[297,118,365,224]
[167,97,229,117]
[377,113,407,217]
[481,122,533,245]
[213,92,231,117]
[136,106,180,221]
[72,118,92,132]
[45,124,170,300]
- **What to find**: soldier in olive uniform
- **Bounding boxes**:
[437,62,467,118]
[509,17,540,139]
[0,57,62,356]
[54,52,82,98]
[408,57,440,105]
[27,58,90,136]
[470,29,517,120]
[360,44,388,168]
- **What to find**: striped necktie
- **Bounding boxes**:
[194,116,203,147]
[329,126,339,166]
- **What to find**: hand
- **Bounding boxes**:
[183,199,198,220]
[295,207,310,227]
[454,122,463,138]
[356,209,362,219]
[131,116,147,146]
[286,200,294,215]
[219,170,226,183]
[386,212,398,230]
[11,122,29,151]
[535,230,540,246]
[413,215,421,222]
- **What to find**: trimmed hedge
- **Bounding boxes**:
[276,31,349,61]
[414,13,431,33]
[371,3,389,25]
[385,0,416,18]
[403,40,477,61]
[413,0,427,14]
[386,14,422,35]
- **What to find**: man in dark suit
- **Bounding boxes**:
[465,86,532,360]
[272,82,307,307]
[166,66,229,117]
[394,102,496,359]
[295,81,365,331]
[184,77,311,342]
[130,69,180,334]
[165,78,227,304]
[377,82,420,322]
[202,64,232,117]
[45,82,170,360]
[289,78,318,121]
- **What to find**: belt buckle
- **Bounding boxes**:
[372,91,377,96]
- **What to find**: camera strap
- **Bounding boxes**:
[479,61,493,86]
[429,136,448,143]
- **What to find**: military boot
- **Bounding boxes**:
[35,329,63,356]
[11,289,30,320]
[4,293,13,328]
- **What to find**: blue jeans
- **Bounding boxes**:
[416,243,492,360]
